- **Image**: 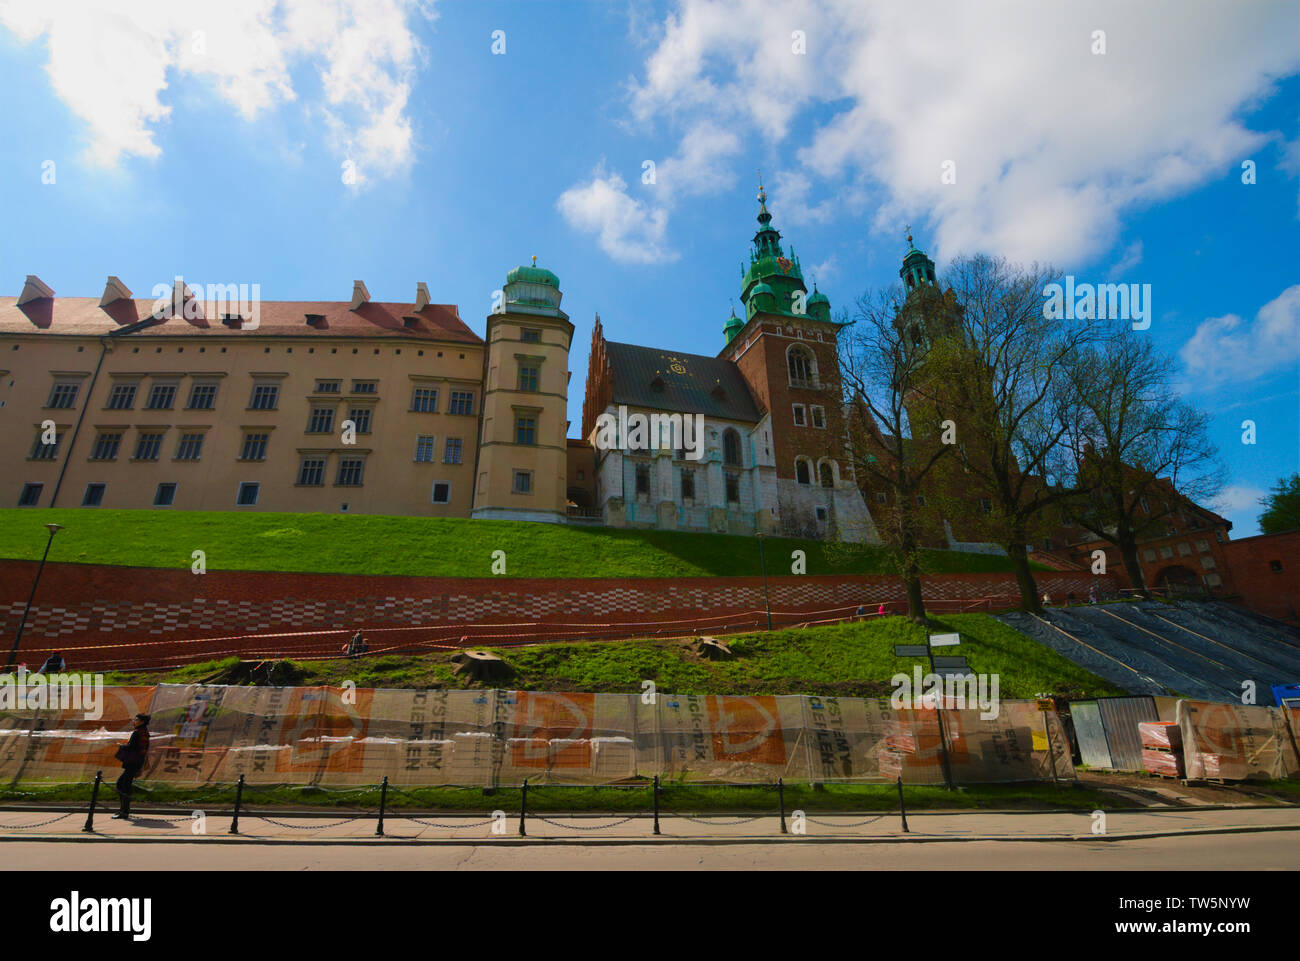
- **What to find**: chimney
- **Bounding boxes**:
[350,280,370,311]
[17,275,54,306]
[415,282,430,310]
[99,276,133,307]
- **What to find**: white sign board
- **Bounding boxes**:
[928,633,961,647]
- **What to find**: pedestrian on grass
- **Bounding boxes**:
[343,630,368,659]
[35,651,65,675]
[112,713,151,820]
[1088,584,1098,604]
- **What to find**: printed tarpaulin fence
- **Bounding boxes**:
[1176,699,1300,781]
[0,685,1075,787]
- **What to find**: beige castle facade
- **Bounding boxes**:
[0,269,569,520]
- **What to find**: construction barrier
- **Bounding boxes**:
[1176,699,1300,781]
[1,685,1074,787]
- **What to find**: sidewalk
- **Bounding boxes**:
[3,806,1298,845]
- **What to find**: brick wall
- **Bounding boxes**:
[0,559,1116,671]
[1222,530,1300,625]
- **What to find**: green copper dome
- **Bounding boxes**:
[723,305,745,344]
[506,263,560,288]
[807,287,829,307]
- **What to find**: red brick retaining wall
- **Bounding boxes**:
[0,560,1114,671]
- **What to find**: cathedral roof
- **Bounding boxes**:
[603,340,762,423]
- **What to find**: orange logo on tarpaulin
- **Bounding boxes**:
[511,692,594,768]
[705,696,785,765]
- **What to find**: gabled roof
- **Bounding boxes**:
[604,341,761,423]
[0,297,481,345]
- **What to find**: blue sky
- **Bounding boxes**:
[0,0,1296,536]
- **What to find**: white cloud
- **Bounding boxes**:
[556,164,675,264]
[617,0,1300,266]
[1180,284,1300,390]
[1106,240,1144,279]
[0,0,433,185]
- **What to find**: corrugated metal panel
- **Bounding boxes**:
[1070,701,1113,769]
[1096,696,1159,771]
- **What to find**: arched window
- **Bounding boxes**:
[723,428,742,467]
[795,459,811,485]
[819,462,835,488]
[787,346,816,387]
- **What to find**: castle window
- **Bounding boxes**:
[725,471,740,503]
[415,435,436,462]
[635,464,650,495]
[148,383,179,410]
[521,328,542,343]
[723,428,742,467]
[518,363,539,392]
[795,460,811,485]
[819,462,835,488]
[681,469,695,501]
[810,406,825,428]
[875,491,887,504]
[788,346,816,388]
[514,415,537,446]
[513,470,533,494]
[792,405,806,427]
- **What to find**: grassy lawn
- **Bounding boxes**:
[0,509,1045,579]
[0,779,1118,812]
[107,613,1126,700]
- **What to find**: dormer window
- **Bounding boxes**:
[650,376,665,392]
[305,313,326,328]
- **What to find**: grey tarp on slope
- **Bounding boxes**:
[999,602,1300,704]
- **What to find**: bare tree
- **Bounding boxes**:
[837,287,951,623]
[1060,326,1225,596]
[917,254,1095,614]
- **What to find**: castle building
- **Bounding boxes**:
[580,186,880,543]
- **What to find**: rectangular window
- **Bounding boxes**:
[315,379,341,393]
[297,458,326,486]
[351,380,378,394]
[106,383,137,410]
[249,382,279,410]
[513,470,533,494]
[30,431,60,460]
[240,432,269,461]
[175,433,204,461]
[810,406,826,429]
[146,383,178,410]
[1196,539,1210,553]
[514,415,537,446]
[17,483,42,507]
[449,390,474,416]
[1204,572,1222,587]
[1200,555,1216,570]
[336,458,365,486]
[1159,546,1174,560]
[725,471,740,503]
[47,382,79,409]
[875,492,887,504]
[1143,549,1157,562]
[431,481,451,504]
[187,383,218,410]
[348,408,372,434]
[307,407,335,434]
[444,438,463,465]
[681,469,695,501]
[635,464,650,495]
[415,435,436,462]
[154,483,177,507]
[521,328,542,343]
[792,405,806,427]
[816,506,828,521]
[236,482,260,506]
[411,387,438,412]
[90,432,122,461]
[82,483,105,507]
[134,432,163,461]
[518,364,539,392]
[1177,542,1192,556]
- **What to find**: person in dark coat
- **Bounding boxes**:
[112,713,151,820]
[35,652,65,675]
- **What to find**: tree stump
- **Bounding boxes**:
[690,636,734,660]
[450,650,513,683]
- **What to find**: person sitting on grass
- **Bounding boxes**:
[342,630,369,659]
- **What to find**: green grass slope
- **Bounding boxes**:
[109,614,1125,700]
[0,509,1044,579]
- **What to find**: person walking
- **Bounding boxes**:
[35,651,65,675]
[112,713,151,820]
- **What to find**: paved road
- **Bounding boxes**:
[5,831,1297,870]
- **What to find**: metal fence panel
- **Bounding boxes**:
[1069,700,1113,769]
[1096,695,1159,771]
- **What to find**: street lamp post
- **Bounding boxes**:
[7,523,63,671]
[756,532,773,631]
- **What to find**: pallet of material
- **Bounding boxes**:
[1138,720,1182,750]
[1141,748,1185,778]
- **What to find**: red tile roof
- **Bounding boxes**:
[0,296,482,345]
